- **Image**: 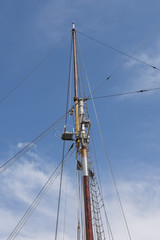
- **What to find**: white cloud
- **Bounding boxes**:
[1,143,160,240]
[100,163,160,240]
[124,44,160,91]
[17,142,29,149]
[0,145,77,239]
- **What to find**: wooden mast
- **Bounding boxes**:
[72,22,79,136]
[72,22,93,240]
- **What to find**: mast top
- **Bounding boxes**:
[72,21,75,30]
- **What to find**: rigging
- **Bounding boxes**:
[77,37,133,240]
[0,110,70,174]
[55,36,73,240]
[7,145,75,240]
[4,23,156,240]
[85,86,160,101]
[85,64,133,240]
[77,31,160,72]
[77,27,160,98]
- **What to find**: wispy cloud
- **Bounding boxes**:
[0,144,77,239]
[102,170,160,240]
[1,142,160,239]
[124,41,160,91]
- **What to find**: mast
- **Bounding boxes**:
[72,22,93,240]
[72,22,79,136]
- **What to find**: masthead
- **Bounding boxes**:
[72,21,75,30]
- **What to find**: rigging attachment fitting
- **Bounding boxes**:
[76,159,94,178]
[61,124,74,141]
[79,98,91,147]
[74,96,79,101]
[70,108,74,115]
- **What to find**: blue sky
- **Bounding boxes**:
[0,0,160,239]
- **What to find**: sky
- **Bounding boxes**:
[0,0,160,239]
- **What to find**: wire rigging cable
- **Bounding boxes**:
[7,144,75,240]
[77,40,133,240]
[105,23,160,81]
[85,86,160,101]
[77,31,160,71]
[82,24,160,97]
[0,32,69,106]
[77,40,114,240]
[0,110,71,175]
[55,38,73,240]
[55,141,66,240]
[86,71,133,240]
[62,159,69,240]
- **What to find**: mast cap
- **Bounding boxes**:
[72,21,75,30]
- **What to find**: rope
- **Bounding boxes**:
[77,41,114,240]
[77,31,160,72]
[55,141,66,240]
[0,111,70,175]
[7,146,75,240]
[90,173,106,240]
[55,39,73,240]
[91,136,114,240]
[89,144,114,240]
[85,71,133,240]
[76,37,132,239]
[77,27,160,98]
[62,158,69,240]
[107,23,160,80]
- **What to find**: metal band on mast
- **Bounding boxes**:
[72,22,93,240]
